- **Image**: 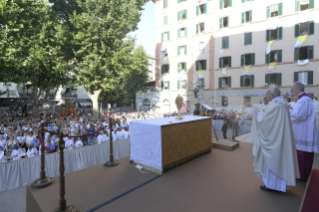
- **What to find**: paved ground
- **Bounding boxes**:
[0,129,250,212]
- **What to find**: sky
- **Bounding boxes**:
[131,1,156,58]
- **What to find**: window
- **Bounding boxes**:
[241,10,252,24]
[294,71,313,85]
[177,45,187,56]
[163,0,168,8]
[296,0,315,12]
[219,57,232,68]
[161,32,170,42]
[197,4,207,16]
[178,10,187,21]
[266,50,282,63]
[161,65,170,74]
[244,97,251,105]
[265,73,282,86]
[199,42,205,52]
[196,23,205,34]
[294,46,314,61]
[241,53,255,66]
[178,62,187,73]
[161,81,170,90]
[178,27,187,38]
[244,32,252,45]
[178,80,187,90]
[178,0,186,3]
[222,37,229,49]
[267,3,283,18]
[163,16,168,25]
[196,60,207,71]
[295,21,315,37]
[222,96,228,107]
[219,17,229,29]
[220,0,232,9]
[266,27,283,41]
[219,77,231,88]
[240,75,254,87]
[198,78,205,89]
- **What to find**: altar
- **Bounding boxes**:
[130,116,212,174]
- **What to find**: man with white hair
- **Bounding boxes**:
[308,93,319,131]
[290,83,319,181]
[252,87,299,192]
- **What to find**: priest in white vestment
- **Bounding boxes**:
[290,83,319,181]
[308,93,319,131]
[252,87,299,192]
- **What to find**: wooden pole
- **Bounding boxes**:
[105,118,119,167]
[40,123,46,179]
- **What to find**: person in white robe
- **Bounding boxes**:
[11,145,23,160]
[258,97,269,111]
[66,137,75,150]
[252,87,299,192]
[97,131,106,144]
[123,127,130,138]
[27,144,38,158]
[103,130,110,142]
[116,128,124,140]
[75,138,83,148]
[0,146,4,162]
[289,83,319,181]
[308,93,319,131]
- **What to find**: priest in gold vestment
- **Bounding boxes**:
[252,87,299,192]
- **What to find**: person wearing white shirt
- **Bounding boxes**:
[97,131,106,144]
[308,93,319,131]
[25,132,33,151]
[0,146,4,162]
[17,132,26,149]
[75,138,83,148]
[66,137,74,150]
[103,130,110,142]
[44,130,50,142]
[0,135,6,151]
[27,144,38,158]
[116,128,124,140]
[11,145,23,160]
[123,127,130,138]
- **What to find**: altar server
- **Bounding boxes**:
[123,127,130,138]
[11,145,23,160]
[290,83,319,181]
[97,131,106,144]
[253,87,299,192]
[308,93,319,131]
[66,137,75,150]
[27,144,38,158]
[75,137,83,148]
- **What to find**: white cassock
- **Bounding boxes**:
[11,149,23,160]
[66,139,74,150]
[103,134,110,142]
[290,93,319,153]
[117,131,124,140]
[258,104,268,110]
[253,96,299,192]
[0,150,4,161]
[123,131,130,138]
[27,147,38,158]
[97,135,106,144]
[314,100,319,131]
[75,140,83,148]
[112,132,118,141]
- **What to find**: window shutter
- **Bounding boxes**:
[228,57,232,67]
[228,77,231,88]
[184,10,187,19]
[226,37,229,48]
[294,48,300,61]
[278,27,283,40]
[278,3,283,16]
[295,24,300,37]
[266,53,270,64]
[227,16,229,27]
[167,32,170,40]
[308,46,314,60]
[308,71,313,85]
[240,76,244,87]
[244,33,247,45]
[161,33,164,42]
[196,6,199,16]
[242,0,245,3]
[294,72,299,82]
[250,75,254,87]
[161,65,164,74]
[178,0,181,3]
[196,61,199,71]
[204,4,207,14]
[184,45,187,55]
[265,74,270,86]
[178,46,180,56]
[203,60,207,70]
[178,63,181,73]
[251,53,255,65]
[296,1,300,12]
[219,78,222,89]
[309,21,314,35]
[309,0,314,9]
[229,0,232,7]
[219,58,223,68]
[161,81,164,90]
[222,38,225,49]
[266,30,270,42]
[184,27,187,36]
[277,50,282,63]
[249,32,252,45]
[241,55,245,66]
[267,6,270,18]
[276,73,282,86]
[196,24,199,34]
[178,12,180,21]
[219,18,223,29]
[241,12,244,24]
[178,29,180,38]
[178,80,180,90]
[167,65,170,74]
[249,10,252,22]
[220,0,223,10]
[167,81,170,90]
[185,62,187,71]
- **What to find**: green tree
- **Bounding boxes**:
[50,0,148,119]
[123,46,150,106]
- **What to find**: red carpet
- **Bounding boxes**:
[301,169,319,212]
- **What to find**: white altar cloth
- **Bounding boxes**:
[130,116,211,172]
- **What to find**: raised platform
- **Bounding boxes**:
[212,139,239,150]
[27,143,319,212]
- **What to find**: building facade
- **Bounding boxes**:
[147,55,156,81]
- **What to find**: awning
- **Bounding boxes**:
[200,103,213,110]
[79,102,92,106]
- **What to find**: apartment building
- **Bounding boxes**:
[152,0,215,112]
[214,0,319,109]
[147,55,156,81]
